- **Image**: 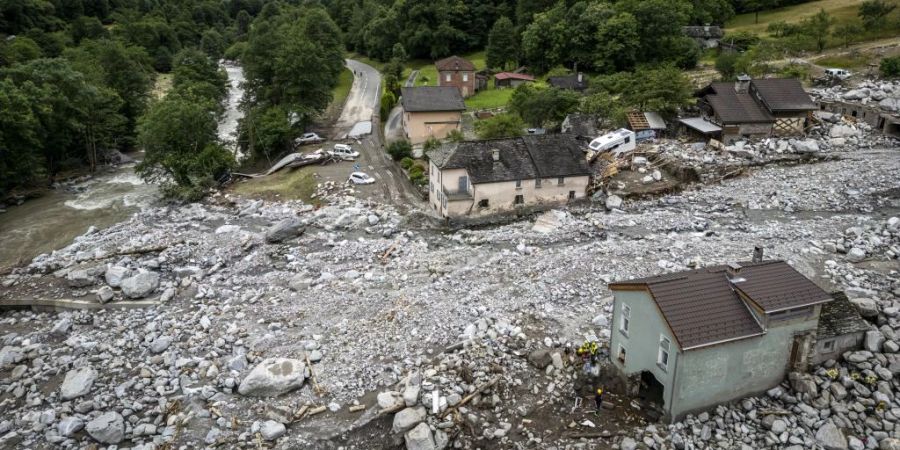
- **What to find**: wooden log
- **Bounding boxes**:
[439,376,501,418]
[306,405,327,416]
[348,405,366,413]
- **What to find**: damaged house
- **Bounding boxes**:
[697,76,818,143]
[607,255,863,422]
[426,134,591,220]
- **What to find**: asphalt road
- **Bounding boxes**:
[322,59,424,208]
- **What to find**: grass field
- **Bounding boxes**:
[332,67,353,106]
[465,85,514,110]
[230,169,320,204]
[726,0,867,35]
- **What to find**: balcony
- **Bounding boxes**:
[442,186,472,201]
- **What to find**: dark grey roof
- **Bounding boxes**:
[610,260,832,350]
[427,134,591,184]
[683,26,724,39]
[704,82,774,124]
[751,78,817,112]
[561,113,599,138]
[548,74,588,91]
[817,292,872,339]
[401,87,466,112]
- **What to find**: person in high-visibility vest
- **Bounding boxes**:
[594,387,604,414]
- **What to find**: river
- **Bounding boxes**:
[0,64,246,270]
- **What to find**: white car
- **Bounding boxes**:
[330,144,360,160]
[348,172,375,185]
[824,68,851,80]
[296,132,325,144]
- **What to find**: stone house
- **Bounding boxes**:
[426,134,591,220]
[811,292,872,365]
[400,86,466,145]
[608,257,838,422]
[436,56,477,98]
[697,76,817,143]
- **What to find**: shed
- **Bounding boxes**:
[627,111,667,141]
[811,292,871,365]
[494,72,535,89]
[678,117,722,140]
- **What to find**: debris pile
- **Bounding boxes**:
[821,217,900,262]
[811,79,900,112]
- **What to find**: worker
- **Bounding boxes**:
[594,387,604,414]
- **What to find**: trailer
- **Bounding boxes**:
[587,129,636,155]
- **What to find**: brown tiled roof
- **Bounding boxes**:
[751,78,817,112]
[494,72,535,81]
[705,82,773,124]
[609,260,832,350]
[435,56,475,72]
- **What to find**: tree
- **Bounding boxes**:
[71,16,107,44]
[520,4,567,72]
[881,56,900,77]
[508,85,580,127]
[0,79,45,195]
[239,105,293,163]
[135,93,234,199]
[386,140,412,160]
[688,0,734,26]
[615,0,693,64]
[475,113,525,139]
[715,52,740,79]
[859,0,897,29]
[594,12,640,73]
[0,36,44,66]
[591,65,693,118]
[802,9,834,52]
[200,29,226,60]
[579,91,625,125]
[486,17,518,70]
[743,0,779,25]
[833,22,864,48]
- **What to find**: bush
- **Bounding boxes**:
[380,91,397,118]
[408,165,426,185]
[881,56,900,78]
[423,137,441,152]
[446,129,464,142]
[224,42,248,61]
[400,157,414,170]
[475,113,526,139]
[386,140,412,161]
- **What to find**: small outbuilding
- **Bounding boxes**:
[494,72,535,89]
[548,73,589,92]
[626,111,667,141]
[811,291,872,365]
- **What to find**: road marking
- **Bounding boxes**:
[374,172,382,179]
[368,165,375,170]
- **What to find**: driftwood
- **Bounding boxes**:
[563,432,612,439]
[440,376,501,418]
[380,243,397,263]
[95,241,181,260]
[348,405,366,413]
[306,405,327,416]
[305,355,324,395]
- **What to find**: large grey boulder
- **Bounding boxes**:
[104,266,129,288]
[392,406,426,434]
[605,195,623,210]
[149,336,173,354]
[850,298,879,318]
[66,269,94,287]
[847,247,866,263]
[265,218,305,243]
[60,367,98,400]
[865,330,885,353]
[57,417,84,437]
[405,422,436,450]
[881,438,900,450]
[259,420,286,441]
[794,140,820,153]
[86,411,125,444]
[815,421,848,450]
[621,437,637,450]
[527,349,553,369]
[120,271,160,299]
[238,358,306,397]
[0,346,24,368]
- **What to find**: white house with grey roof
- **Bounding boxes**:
[426,134,591,219]
[400,86,466,145]
[608,258,839,421]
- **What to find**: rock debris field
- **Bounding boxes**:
[1,130,899,449]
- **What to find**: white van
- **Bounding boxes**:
[824,68,851,80]
[588,129,636,155]
[330,144,360,161]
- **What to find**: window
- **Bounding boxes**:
[515,179,522,189]
[620,304,630,336]
[658,335,671,371]
[558,177,564,186]
[462,73,468,82]
[624,136,631,143]
[617,344,626,363]
[478,199,489,208]
[823,339,835,352]
[568,190,576,200]
[445,73,451,82]
[535,178,542,188]
[514,194,524,205]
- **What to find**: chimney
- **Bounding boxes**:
[491,148,500,161]
[726,262,742,277]
[752,246,764,263]
[735,74,751,93]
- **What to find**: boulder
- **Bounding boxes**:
[149,336,173,354]
[879,97,900,113]
[86,411,125,444]
[259,420,286,441]
[789,372,818,398]
[265,218,305,243]
[405,422,436,450]
[794,140,820,153]
[50,318,73,337]
[850,298,879,319]
[238,358,306,397]
[605,195,623,210]
[377,391,403,410]
[865,330,885,353]
[0,346,24,368]
[846,247,866,263]
[815,421,848,450]
[60,367,97,400]
[104,266,129,287]
[96,286,114,303]
[66,269,94,287]
[120,271,160,299]
[57,417,84,437]
[392,406,426,434]
[881,438,900,450]
[528,349,553,369]
[621,437,637,450]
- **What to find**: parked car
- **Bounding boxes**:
[330,144,360,160]
[824,68,851,80]
[348,172,375,185]
[296,132,325,144]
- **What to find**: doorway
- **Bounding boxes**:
[638,371,664,407]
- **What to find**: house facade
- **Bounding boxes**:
[426,134,591,219]
[436,56,477,98]
[697,76,817,143]
[608,259,835,421]
[400,86,466,145]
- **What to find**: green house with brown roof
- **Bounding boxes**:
[608,257,836,422]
